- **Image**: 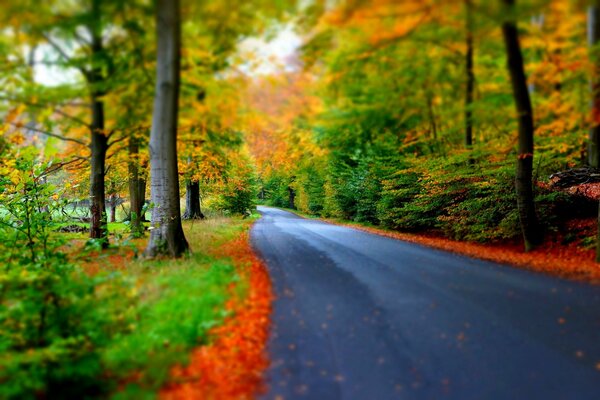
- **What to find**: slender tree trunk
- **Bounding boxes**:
[288,186,296,209]
[128,135,145,236]
[183,180,205,219]
[145,0,188,257]
[89,97,108,246]
[589,2,600,168]
[465,0,474,150]
[109,194,117,223]
[426,91,438,141]
[502,0,543,252]
[588,1,600,262]
[88,0,108,247]
[138,178,147,221]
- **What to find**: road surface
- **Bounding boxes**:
[251,206,600,400]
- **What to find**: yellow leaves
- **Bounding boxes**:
[5,104,25,124]
[8,132,25,146]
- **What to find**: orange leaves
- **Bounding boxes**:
[161,229,273,400]
[5,105,25,124]
[243,73,323,178]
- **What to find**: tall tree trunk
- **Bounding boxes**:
[502,0,543,252]
[128,135,145,236]
[465,0,474,150]
[589,2,600,168]
[88,0,108,248]
[89,97,108,246]
[426,90,438,141]
[588,2,600,262]
[145,0,188,257]
[109,194,117,223]
[138,178,147,221]
[183,180,205,219]
[288,186,296,209]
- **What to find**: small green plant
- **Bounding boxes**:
[0,147,134,399]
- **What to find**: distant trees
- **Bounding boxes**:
[252,0,600,252]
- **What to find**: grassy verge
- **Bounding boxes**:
[1,216,257,399]
[101,217,253,399]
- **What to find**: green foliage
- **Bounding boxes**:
[0,148,133,399]
[217,155,257,214]
[0,147,241,398]
[327,151,384,224]
[261,174,292,208]
[267,145,588,244]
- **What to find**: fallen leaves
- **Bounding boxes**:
[160,228,273,400]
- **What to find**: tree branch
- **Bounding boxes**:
[0,95,91,128]
[41,33,91,79]
[39,157,88,177]
[7,121,89,147]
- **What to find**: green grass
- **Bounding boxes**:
[101,217,251,398]
[1,216,252,399]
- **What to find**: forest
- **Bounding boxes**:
[1,0,600,398]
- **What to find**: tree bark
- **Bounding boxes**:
[288,186,296,209]
[465,0,474,150]
[589,2,600,168]
[109,194,117,223]
[128,135,146,236]
[88,0,108,248]
[588,1,600,262]
[145,0,188,257]
[138,178,147,221]
[502,0,543,252]
[183,180,205,219]
[89,97,108,246]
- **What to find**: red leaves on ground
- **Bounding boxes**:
[565,183,600,200]
[160,230,273,400]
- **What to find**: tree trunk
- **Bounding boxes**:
[89,99,108,247]
[183,180,205,219]
[589,3,600,168]
[588,2,600,262]
[88,0,108,248]
[128,135,146,236]
[288,186,296,209]
[426,90,438,141]
[109,194,117,223]
[465,0,474,150]
[145,0,188,257]
[502,0,543,251]
[138,178,147,221]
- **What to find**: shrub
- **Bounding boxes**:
[218,154,257,214]
[0,148,133,399]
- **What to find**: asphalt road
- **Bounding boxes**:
[250,206,600,400]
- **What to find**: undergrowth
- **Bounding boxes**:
[0,150,249,400]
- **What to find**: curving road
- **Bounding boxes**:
[251,206,600,400]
